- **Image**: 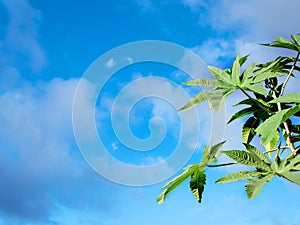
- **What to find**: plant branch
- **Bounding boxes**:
[207,162,238,167]
[280,52,300,96]
[240,89,271,113]
[273,52,300,153]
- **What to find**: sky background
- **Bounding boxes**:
[1,0,300,225]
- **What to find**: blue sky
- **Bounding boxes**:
[1,0,300,224]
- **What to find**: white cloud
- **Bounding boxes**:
[111,142,119,150]
[1,0,47,72]
[106,58,115,68]
[182,0,206,11]
[0,78,119,223]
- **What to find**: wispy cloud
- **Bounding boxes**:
[1,0,47,73]
[0,78,120,224]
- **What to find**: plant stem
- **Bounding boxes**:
[280,52,300,96]
[274,52,300,153]
[240,89,271,113]
[207,162,237,167]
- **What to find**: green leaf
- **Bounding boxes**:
[221,150,270,171]
[242,117,260,144]
[208,141,226,160]
[245,84,267,95]
[284,155,300,171]
[291,34,300,46]
[281,172,300,185]
[190,170,206,203]
[241,62,257,86]
[208,66,234,86]
[245,144,271,164]
[227,107,260,124]
[232,54,241,85]
[207,88,234,111]
[157,166,196,204]
[183,78,219,87]
[264,131,279,154]
[256,109,289,145]
[179,91,209,111]
[215,171,262,184]
[269,93,300,104]
[245,173,275,199]
[252,72,283,83]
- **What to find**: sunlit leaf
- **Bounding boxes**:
[183,78,219,87]
[269,93,300,104]
[215,171,261,184]
[245,173,275,199]
[256,109,289,145]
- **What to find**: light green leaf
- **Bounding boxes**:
[157,166,196,204]
[179,91,209,111]
[269,93,300,104]
[190,170,206,203]
[241,62,257,86]
[291,34,300,46]
[281,172,300,185]
[245,173,275,199]
[245,84,267,95]
[208,141,226,160]
[256,109,289,145]
[215,171,262,184]
[284,155,300,171]
[245,144,271,164]
[242,117,260,144]
[232,54,241,85]
[183,78,219,87]
[264,131,279,155]
[221,150,270,171]
[207,89,233,111]
[208,66,234,86]
[252,72,283,83]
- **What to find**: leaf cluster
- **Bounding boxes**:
[157,33,300,204]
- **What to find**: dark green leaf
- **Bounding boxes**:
[242,116,260,143]
[190,170,206,203]
[228,107,260,124]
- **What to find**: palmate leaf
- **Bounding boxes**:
[221,150,270,171]
[183,78,219,87]
[245,173,275,199]
[269,93,300,104]
[157,166,197,204]
[215,171,262,184]
[242,116,260,144]
[291,34,300,46]
[190,170,206,203]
